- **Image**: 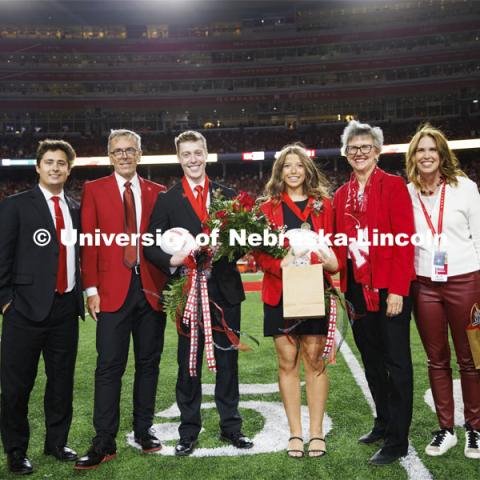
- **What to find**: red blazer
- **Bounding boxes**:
[81,174,167,312]
[254,197,339,306]
[333,170,416,297]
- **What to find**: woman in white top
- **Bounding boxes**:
[406,124,480,460]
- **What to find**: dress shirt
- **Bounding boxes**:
[186,176,211,208]
[38,184,76,292]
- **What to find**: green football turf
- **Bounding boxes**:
[0,291,478,479]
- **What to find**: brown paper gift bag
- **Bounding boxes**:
[466,327,480,369]
[283,264,325,319]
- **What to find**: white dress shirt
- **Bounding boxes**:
[408,176,480,277]
[38,184,76,292]
[114,172,142,234]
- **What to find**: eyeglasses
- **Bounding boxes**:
[345,144,374,156]
[110,147,139,158]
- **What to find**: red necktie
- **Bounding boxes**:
[123,181,137,268]
[51,196,67,294]
[195,185,205,216]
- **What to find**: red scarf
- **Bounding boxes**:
[182,176,210,223]
[344,167,381,312]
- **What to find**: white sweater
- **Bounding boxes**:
[407,176,480,277]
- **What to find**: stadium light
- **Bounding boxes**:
[2,139,480,168]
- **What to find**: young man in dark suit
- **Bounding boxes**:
[74,130,167,470]
[0,139,84,475]
[144,130,253,456]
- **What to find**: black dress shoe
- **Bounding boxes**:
[219,431,254,449]
[358,430,384,444]
[73,447,117,470]
[368,448,406,466]
[44,445,78,461]
[7,450,33,475]
[134,433,162,453]
[174,439,197,457]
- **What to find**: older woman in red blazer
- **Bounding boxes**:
[333,120,416,466]
[254,144,339,459]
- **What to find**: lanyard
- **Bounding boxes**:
[182,176,210,223]
[281,192,314,222]
[417,181,446,240]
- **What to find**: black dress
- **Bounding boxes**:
[263,199,328,337]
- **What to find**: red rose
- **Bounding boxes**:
[215,210,228,219]
[236,191,255,212]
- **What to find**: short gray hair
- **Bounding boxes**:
[108,129,141,153]
[340,120,384,156]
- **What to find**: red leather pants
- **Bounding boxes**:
[412,271,480,430]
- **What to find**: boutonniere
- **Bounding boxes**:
[312,199,323,216]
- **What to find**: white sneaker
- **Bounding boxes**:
[464,425,480,459]
[425,429,457,456]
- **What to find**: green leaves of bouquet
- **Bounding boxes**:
[206,190,286,263]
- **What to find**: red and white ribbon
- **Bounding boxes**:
[322,294,337,362]
[182,269,217,377]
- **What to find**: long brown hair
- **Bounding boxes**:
[262,144,330,201]
[406,124,465,190]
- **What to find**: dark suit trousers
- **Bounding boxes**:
[176,281,242,440]
[349,288,413,456]
[0,292,79,454]
[92,273,166,452]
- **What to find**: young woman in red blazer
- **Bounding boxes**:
[333,120,416,466]
[254,144,339,458]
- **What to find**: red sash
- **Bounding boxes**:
[182,176,210,223]
[281,192,314,222]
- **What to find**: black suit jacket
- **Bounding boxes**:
[0,185,84,322]
[144,180,245,305]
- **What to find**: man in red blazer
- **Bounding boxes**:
[75,130,167,470]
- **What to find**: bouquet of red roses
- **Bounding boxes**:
[206,190,286,262]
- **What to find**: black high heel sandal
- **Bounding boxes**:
[287,436,304,458]
[308,437,326,457]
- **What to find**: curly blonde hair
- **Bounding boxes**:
[262,144,330,201]
[406,124,465,190]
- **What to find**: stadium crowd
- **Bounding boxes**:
[1,158,479,204]
[1,116,479,159]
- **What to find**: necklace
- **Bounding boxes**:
[420,177,444,196]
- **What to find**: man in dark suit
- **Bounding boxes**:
[0,140,84,475]
[74,130,167,470]
[144,130,253,456]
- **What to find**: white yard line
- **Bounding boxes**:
[339,335,433,480]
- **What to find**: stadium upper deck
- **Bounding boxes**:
[0,0,478,132]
